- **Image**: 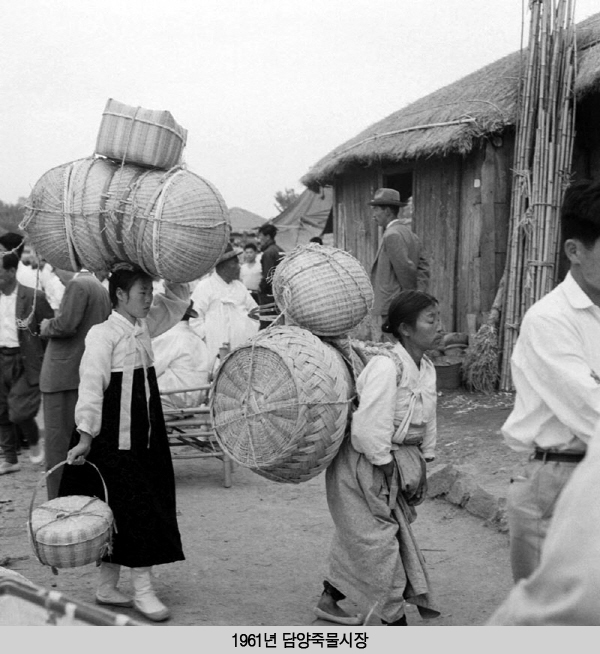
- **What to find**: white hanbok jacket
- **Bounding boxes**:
[189,272,259,367]
[153,321,210,410]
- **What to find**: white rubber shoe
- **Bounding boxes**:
[95,562,133,608]
[131,567,170,622]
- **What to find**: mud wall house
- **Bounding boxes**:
[301,11,600,336]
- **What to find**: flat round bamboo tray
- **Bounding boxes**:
[28,461,114,572]
[211,326,353,483]
[272,244,373,337]
[20,157,230,282]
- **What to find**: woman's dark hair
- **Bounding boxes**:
[108,265,153,308]
[382,290,439,341]
[561,180,600,248]
[244,242,258,251]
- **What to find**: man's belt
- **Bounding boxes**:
[533,448,585,463]
[0,347,20,355]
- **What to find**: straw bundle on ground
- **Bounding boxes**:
[95,98,188,170]
[272,244,374,337]
[462,324,500,394]
[211,326,353,483]
[21,156,230,282]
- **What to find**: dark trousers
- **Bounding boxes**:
[0,351,41,464]
[43,389,78,499]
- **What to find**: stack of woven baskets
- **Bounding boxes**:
[20,99,230,282]
[211,243,374,483]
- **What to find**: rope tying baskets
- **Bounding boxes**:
[28,461,114,573]
[21,157,230,282]
[272,244,374,337]
[211,326,353,483]
[95,98,188,170]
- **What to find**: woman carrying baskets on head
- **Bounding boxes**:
[315,290,442,626]
[58,263,190,622]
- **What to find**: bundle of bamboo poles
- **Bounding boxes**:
[500,0,577,390]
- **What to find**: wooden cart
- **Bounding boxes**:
[161,343,234,488]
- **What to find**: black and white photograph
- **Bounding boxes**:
[1,0,600,647]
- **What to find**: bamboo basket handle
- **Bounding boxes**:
[28,460,110,559]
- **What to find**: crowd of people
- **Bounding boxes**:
[1,180,599,626]
[0,221,288,622]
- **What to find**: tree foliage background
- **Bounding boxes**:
[0,201,25,234]
[274,188,299,214]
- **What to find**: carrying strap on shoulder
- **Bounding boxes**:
[385,348,416,443]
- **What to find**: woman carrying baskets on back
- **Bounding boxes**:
[58,263,189,622]
[315,290,442,626]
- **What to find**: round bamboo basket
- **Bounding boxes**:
[21,157,230,282]
[211,326,353,483]
[28,461,114,571]
[272,244,373,337]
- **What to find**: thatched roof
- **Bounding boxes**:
[228,206,266,233]
[302,11,600,190]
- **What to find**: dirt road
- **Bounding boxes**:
[2,453,513,626]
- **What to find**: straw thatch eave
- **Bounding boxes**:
[302,11,600,191]
[575,13,600,97]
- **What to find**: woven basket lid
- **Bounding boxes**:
[211,325,353,483]
[31,496,113,546]
[272,244,373,337]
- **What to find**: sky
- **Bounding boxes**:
[2,0,599,219]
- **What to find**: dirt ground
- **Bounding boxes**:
[434,390,527,497]
[0,389,522,627]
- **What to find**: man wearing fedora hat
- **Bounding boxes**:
[369,188,430,341]
[190,243,259,369]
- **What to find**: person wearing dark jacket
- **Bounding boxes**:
[40,269,111,498]
[0,250,53,474]
[257,224,284,329]
[369,189,429,342]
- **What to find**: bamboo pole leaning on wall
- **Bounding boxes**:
[499,0,576,391]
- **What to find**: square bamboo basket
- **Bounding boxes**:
[95,98,188,169]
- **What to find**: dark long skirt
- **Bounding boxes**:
[59,366,185,568]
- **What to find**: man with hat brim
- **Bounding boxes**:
[189,243,259,369]
[369,188,430,341]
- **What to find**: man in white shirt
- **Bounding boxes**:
[503,179,600,583]
[190,243,260,369]
[0,233,64,311]
[153,301,210,411]
[239,242,262,303]
[0,250,53,474]
[489,433,600,625]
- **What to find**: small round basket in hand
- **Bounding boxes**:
[211,326,353,483]
[28,461,114,573]
[272,244,374,337]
